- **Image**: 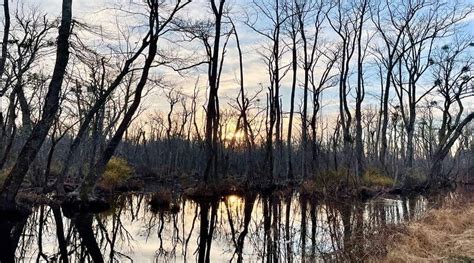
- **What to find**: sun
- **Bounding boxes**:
[225,130,245,141]
[227,195,239,203]
[224,195,243,208]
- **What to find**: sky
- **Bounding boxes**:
[5,0,474,132]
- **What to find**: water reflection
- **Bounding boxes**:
[0,189,463,262]
[0,213,28,262]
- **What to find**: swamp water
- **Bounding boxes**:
[0,188,467,262]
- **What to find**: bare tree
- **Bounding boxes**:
[0,0,73,206]
[354,0,369,177]
[327,0,360,173]
[247,0,288,182]
[371,0,422,166]
[202,0,227,184]
[0,0,10,81]
[429,41,474,181]
[75,0,191,200]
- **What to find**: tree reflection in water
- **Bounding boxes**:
[0,212,28,262]
[1,189,460,262]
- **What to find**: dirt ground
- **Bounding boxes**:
[380,196,474,262]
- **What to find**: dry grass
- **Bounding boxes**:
[373,196,474,262]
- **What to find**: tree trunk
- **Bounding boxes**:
[430,112,474,180]
[355,0,367,178]
[203,0,225,184]
[56,39,149,196]
[287,27,297,181]
[77,30,158,200]
[0,0,72,206]
[0,0,10,80]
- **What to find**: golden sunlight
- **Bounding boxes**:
[224,195,243,210]
[224,130,245,142]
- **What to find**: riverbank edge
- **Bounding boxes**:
[370,193,474,262]
[6,176,461,215]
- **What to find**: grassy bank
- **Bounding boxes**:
[374,195,474,262]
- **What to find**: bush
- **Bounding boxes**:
[150,189,172,207]
[362,167,394,188]
[301,169,351,195]
[316,169,351,188]
[99,157,133,191]
[404,168,428,188]
[149,189,180,213]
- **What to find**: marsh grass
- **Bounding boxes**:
[370,195,474,262]
[300,169,352,195]
[301,168,394,196]
[362,167,394,188]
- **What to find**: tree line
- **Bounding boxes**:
[0,0,473,207]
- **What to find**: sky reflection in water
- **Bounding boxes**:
[4,190,461,262]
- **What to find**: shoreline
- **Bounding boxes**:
[9,179,462,214]
[372,193,474,262]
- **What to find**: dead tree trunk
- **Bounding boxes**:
[76,0,190,199]
[0,0,9,80]
[203,0,226,184]
[0,0,72,206]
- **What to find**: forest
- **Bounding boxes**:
[0,0,473,262]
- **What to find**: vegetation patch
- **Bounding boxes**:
[370,196,474,262]
[150,189,172,207]
[149,189,180,213]
[272,185,294,199]
[16,192,53,206]
[404,168,428,188]
[362,167,394,188]
[98,157,133,191]
[183,177,247,200]
[300,169,354,196]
